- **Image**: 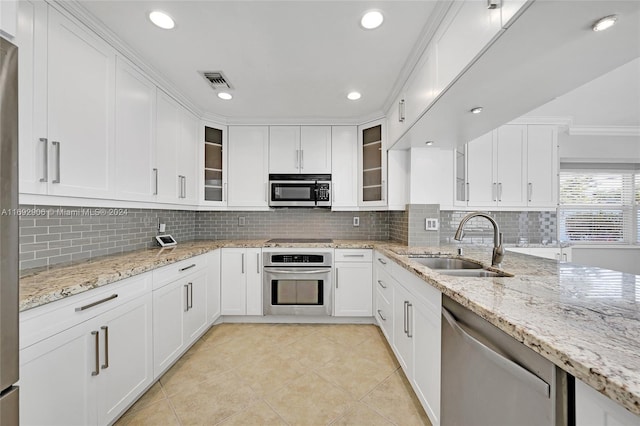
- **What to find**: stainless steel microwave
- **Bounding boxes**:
[269,174,331,207]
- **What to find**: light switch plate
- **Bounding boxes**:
[425,218,439,231]
[353,216,360,227]
[238,216,245,226]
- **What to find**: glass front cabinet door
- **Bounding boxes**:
[358,120,387,206]
[202,123,227,205]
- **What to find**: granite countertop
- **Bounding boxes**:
[19,239,640,417]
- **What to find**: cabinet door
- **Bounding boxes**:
[467,130,495,206]
[155,90,180,203]
[392,284,413,373]
[359,120,387,206]
[331,126,358,208]
[19,321,97,426]
[228,126,269,207]
[0,0,17,38]
[527,125,558,207]
[575,379,640,426]
[152,280,184,376]
[412,300,441,426]
[300,126,331,174]
[207,250,221,324]
[178,108,198,204]
[404,46,437,125]
[47,8,115,198]
[496,125,527,207]
[334,263,373,317]
[221,248,247,315]
[269,126,300,174]
[114,58,156,202]
[16,0,47,195]
[245,249,263,316]
[202,124,227,205]
[97,293,153,425]
[183,272,208,344]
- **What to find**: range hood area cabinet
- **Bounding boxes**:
[454,124,558,209]
[269,126,331,174]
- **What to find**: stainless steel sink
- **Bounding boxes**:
[438,269,512,278]
[408,257,483,270]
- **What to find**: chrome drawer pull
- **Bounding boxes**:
[377,258,387,265]
[75,294,118,312]
[377,310,387,321]
[101,326,109,370]
[179,264,196,272]
[91,331,99,376]
[344,254,365,257]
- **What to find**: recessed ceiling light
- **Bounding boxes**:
[592,15,618,32]
[361,10,384,30]
[149,11,175,29]
[217,92,233,100]
[425,141,435,146]
[470,107,483,114]
[347,92,361,100]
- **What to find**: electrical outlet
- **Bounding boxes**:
[425,218,439,231]
[159,223,166,233]
[353,216,360,227]
[238,216,246,226]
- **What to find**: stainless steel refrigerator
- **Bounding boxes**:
[0,36,19,425]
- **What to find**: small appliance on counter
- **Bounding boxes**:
[268,174,331,208]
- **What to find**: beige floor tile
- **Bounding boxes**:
[265,372,355,425]
[277,333,346,370]
[115,398,180,426]
[347,333,400,371]
[122,381,166,414]
[217,400,287,426]
[330,402,394,426]
[171,370,260,425]
[160,343,232,397]
[317,324,382,348]
[251,323,322,346]
[206,333,281,369]
[361,370,431,426]
[235,347,307,396]
[315,352,397,399]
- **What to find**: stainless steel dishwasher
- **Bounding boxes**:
[441,296,573,426]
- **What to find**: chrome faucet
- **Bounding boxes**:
[454,212,504,267]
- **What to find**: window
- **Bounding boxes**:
[558,169,636,243]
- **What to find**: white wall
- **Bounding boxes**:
[559,133,640,163]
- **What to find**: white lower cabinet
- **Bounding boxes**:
[221,248,262,316]
[207,250,222,324]
[19,275,153,426]
[575,379,640,426]
[334,249,373,317]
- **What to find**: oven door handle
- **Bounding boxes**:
[263,268,332,274]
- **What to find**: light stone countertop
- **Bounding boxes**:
[19,239,640,417]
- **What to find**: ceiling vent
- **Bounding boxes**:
[199,71,233,90]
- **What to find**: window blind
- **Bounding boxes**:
[558,171,634,243]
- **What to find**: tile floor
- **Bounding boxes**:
[115,323,431,426]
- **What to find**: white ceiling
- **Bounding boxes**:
[524,57,640,127]
[77,0,439,122]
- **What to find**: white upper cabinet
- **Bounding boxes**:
[201,123,227,206]
[495,125,527,207]
[331,126,358,209]
[114,58,156,202]
[0,0,17,39]
[228,126,269,208]
[47,7,115,199]
[501,0,528,28]
[526,125,558,207]
[359,120,387,207]
[403,45,437,129]
[269,126,331,174]
[466,130,495,207]
[155,90,181,203]
[177,108,198,204]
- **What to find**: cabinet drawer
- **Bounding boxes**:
[374,251,393,272]
[375,266,394,304]
[152,254,208,289]
[20,272,152,350]
[375,288,393,340]
[335,249,372,262]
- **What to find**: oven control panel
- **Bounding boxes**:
[264,251,333,267]
[271,254,324,263]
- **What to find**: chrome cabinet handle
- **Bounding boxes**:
[39,138,48,182]
[403,301,409,335]
[377,258,387,265]
[377,309,387,321]
[377,280,387,289]
[257,253,260,274]
[399,99,405,123]
[382,179,386,202]
[528,182,533,202]
[498,182,503,202]
[223,182,227,202]
[336,268,339,289]
[241,253,245,274]
[343,254,365,258]
[183,176,187,198]
[179,264,196,272]
[442,307,551,397]
[407,303,413,338]
[184,284,189,312]
[295,149,299,169]
[188,282,193,309]
[263,268,331,274]
[153,168,158,195]
[91,331,99,376]
[466,182,469,202]
[75,294,118,312]
[101,326,109,370]
[492,182,497,201]
[300,150,304,170]
[52,141,61,183]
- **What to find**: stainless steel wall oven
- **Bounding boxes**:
[263,250,332,315]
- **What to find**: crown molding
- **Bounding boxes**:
[219,111,385,127]
[508,116,574,127]
[567,126,640,137]
[50,0,204,118]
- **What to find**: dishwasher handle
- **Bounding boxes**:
[442,307,550,398]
